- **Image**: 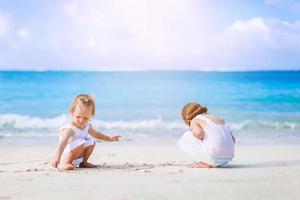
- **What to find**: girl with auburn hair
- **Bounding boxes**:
[178,103,235,168]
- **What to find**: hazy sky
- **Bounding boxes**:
[0,0,300,71]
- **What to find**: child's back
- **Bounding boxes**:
[194,114,234,158]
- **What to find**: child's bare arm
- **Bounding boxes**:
[190,119,204,140]
[88,125,121,141]
[51,129,74,168]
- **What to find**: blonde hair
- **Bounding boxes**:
[182,102,208,125]
[69,94,96,116]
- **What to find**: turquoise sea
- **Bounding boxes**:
[0,71,299,143]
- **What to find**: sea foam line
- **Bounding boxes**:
[0,113,299,138]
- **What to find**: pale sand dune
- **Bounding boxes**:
[0,143,300,200]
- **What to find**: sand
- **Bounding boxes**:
[0,142,300,200]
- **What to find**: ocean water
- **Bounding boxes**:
[0,71,299,143]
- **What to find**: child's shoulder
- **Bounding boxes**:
[191,115,207,126]
[193,114,208,121]
[59,127,75,139]
[60,123,77,134]
[205,115,225,125]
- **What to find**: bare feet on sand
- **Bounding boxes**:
[79,162,97,168]
[63,163,75,170]
[192,162,212,168]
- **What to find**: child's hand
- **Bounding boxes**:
[109,135,121,141]
[194,128,205,140]
[51,159,60,168]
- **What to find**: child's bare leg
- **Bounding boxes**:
[79,142,96,168]
[192,161,213,168]
[63,144,85,170]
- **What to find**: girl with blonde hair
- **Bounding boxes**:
[52,94,121,170]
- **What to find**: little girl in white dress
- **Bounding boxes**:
[51,94,121,170]
[177,103,235,168]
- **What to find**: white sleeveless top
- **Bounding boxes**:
[195,115,235,159]
[59,123,91,143]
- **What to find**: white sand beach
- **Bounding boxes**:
[0,142,300,200]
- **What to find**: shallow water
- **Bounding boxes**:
[0,71,299,142]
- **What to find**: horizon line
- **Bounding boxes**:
[0,68,299,72]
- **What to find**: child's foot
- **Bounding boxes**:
[79,162,97,168]
[63,163,75,170]
[192,162,212,168]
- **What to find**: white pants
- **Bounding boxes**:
[60,137,95,167]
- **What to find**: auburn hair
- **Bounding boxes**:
[182,102,208,125]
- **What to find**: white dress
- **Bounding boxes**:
[59,123,95,167]
[177,115,235,166]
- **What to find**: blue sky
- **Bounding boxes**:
[0,0,300,71]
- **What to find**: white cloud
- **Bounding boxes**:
[0,10,32,41]
[223,17,300,49]
[1,1,300,70]
[208,17,300,68]
[0,9,33,66]
[53,1,300,70]
[17,29,31,40]
[0,10,12,37]
[56,0,215,69]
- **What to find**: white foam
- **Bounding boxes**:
[0,113,68,129]
[0,113,299,138]
[230,120,300,131]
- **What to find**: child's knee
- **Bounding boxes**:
[87,141,96,149]
[87,143,95,151]
[70,143,85,154]
[77,143,85,150]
